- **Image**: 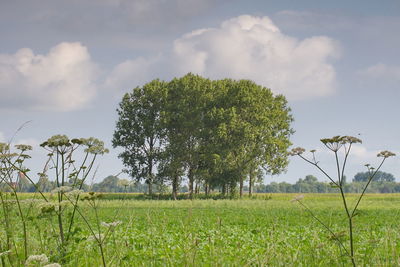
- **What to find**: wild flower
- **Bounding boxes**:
[22,199,45,205]
[43,263,62,267]
[118,179,130,187]
[26,254,49,265]
[0,142,10,153]
[15,144,33,151]
[51,186,73,193]
[82,137,109,155]
[377,150,396,158]
[101,221,122,228]
[38,202,57,214]
[289,147,305,156]
[65,189,84,197]
[87,234,105,242]
[290,194,304,202]
[40,135,71,148]
[0,250,11,257]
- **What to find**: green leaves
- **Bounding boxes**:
[113,74,293,196]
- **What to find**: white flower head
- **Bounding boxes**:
[51,186,72,194]
[87,234,104,242]
[0,250,11,257]
[290,194,305,202]
[26,254,49,265]
[101,221,122,228]
[44,263,62,267]
[65,189,84,197]
[23,199,45,205]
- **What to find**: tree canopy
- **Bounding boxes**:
[113,74,293,197]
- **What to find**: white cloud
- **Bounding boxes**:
[105,56,160,91]
[349,144,379,162]
[359,63,400,81]
[0,42,98,111]
[110,15,339,100]
[171,15,339,100]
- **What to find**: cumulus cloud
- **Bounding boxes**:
[171,15,339,100]
[110,15,339,99]
[0,42,98,111]
[359,63,400,81]
[349,144,380,162]
[105,56,160,91]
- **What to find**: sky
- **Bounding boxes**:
[1,0,399,184]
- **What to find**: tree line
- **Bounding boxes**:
[7,171,399,194]
[258,172,399,193]
[112,74,293,198]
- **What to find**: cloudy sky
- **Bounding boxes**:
[1,0,399,184]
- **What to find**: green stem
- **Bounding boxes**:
[13,192,28,260]
[66,155,97,240]
[351,158,385,217]
[297,201,350,257]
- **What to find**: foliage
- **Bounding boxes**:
[113,74,293,198]
[353,171,395,182]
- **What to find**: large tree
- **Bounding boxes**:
[205,79,293,197]
[112,80,167,194]
[161,74,212,198]
[113,75,293,198]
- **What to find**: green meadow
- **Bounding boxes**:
[1,193,400,266]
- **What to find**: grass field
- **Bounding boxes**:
[1,193,400,266]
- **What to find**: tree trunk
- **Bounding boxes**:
[249,171,253,197]
[172,173,178,200]
[239,177,243,198]
[148,159,153,195]
[205,183,209,196]
[148,181,153,195]
[188,167,194,198]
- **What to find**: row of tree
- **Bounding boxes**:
[112,74,293,198]
[257,172,399,193]
[5,172,399,194]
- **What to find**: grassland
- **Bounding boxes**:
[1,193,400,266]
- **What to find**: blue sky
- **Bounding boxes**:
[1,0,399,184]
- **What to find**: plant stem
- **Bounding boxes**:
[13,192,28,260]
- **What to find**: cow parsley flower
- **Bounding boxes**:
[26,254,49,265]
[51,186,72,194]
[87,234,105,242]
[44,263,62,267]
[291,194,304,202]
[101,221,122,228]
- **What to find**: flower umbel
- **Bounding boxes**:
[291,194,304,202]
[26,254,49,265]
[377,150,396,158]
[289,147,306,156]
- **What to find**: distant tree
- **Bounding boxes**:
[353,171,395,182]
[303,175,318,183]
